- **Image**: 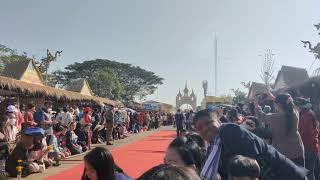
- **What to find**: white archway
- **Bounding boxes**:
[179,104,193,111]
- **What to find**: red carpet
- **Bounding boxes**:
[45,130,175,180]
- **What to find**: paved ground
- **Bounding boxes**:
[21,127,174,180]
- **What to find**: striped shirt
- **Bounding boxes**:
[200,136,222,180]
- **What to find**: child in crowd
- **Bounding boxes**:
[57,125,71,157]
[227,155,260,180]
[47,125,66,166]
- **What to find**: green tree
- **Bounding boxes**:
[0,44,62,87]
[231,88,247,104]
[92,68,124,100]
[53,59,164,102]
[0,44,19,73]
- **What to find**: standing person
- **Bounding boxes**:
[154,113,160,129]
[15,103,24,131]
[296,98,319,180]
[186,110,194,130]
[255,93,305,166]
[167,113,173,125]
[194,109,308,180]
[73,106,80,118]
[175,109,184,137]
[78,124,92,152]
[113,111,121,127]
[91,108,102,131]
[34,101,56,135]
[145,112,151,130]
[82,107,92,126]
[138,112,145,130]
[5,105,18,142]
[103,106,114,146]
[23,103,37,129]
[57,107,73,127]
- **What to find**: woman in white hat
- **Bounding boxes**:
[5,105,18,142]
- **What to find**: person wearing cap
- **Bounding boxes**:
[6,127,44,177]
[82,107,92,126]
[296,98,319,180]
[5,105,18,142]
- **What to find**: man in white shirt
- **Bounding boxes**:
[56,107,73,126]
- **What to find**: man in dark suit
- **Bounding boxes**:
[174,109,184,137]
[194,109,308,180]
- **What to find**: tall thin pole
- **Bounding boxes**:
[214,33,218,96]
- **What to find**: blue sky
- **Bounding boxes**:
[1,0,319,105]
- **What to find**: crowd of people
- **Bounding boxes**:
[78,91,320,180]
[0,99,174,178]
[2,90,320,180]
[168,91,320,180]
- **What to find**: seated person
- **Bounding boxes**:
[47,125,66,166]
[5,127,44,177]
[121,123,130,138]
[57,125,71,157]
[66,122,82,155]
[113,125,120,140]
[77,124,92,152]
[0,120,9,161]
[28,136,51,170]
[82,147,133,180]
[91,125,105,144]
[227,155,260,180]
